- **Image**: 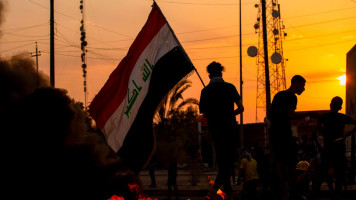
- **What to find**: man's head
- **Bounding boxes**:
[291,75,306,95]
[330,96,343,111]
[207,61,224,78]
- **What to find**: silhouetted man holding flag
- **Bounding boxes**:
[199,61,244,200]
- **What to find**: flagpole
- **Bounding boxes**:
[152,1,205,87]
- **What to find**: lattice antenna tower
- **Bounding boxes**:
[253,0,287,122]
[80,0,88,108]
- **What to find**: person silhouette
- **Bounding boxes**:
[318,96,356,196]
[199,61,244,200]
[238,145,259,200]
[148,153,158,188]
[268,75,310,200]
[166,146,178,200]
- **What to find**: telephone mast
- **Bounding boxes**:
[253,0,287,122]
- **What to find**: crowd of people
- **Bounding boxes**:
[140,61,356,200]
[198,61,356,200]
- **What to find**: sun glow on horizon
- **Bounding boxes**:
[337,74,346,85]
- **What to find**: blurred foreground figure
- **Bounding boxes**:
[2,87,140,200]
[199,61,244,200]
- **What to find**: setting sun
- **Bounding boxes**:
[338,74,346,85]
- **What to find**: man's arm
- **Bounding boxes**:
[288,109,308,120]
[343,116,356,139]
[199,90,207,117]
[288,109,321,120]
[234,100,244,116]
[344,126,356,139]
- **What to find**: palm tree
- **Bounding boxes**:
[153,78,200,167]
[153,78,199,137]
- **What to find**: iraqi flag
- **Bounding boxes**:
[88,2,194,173]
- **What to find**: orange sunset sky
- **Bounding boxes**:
[1,0,355,123]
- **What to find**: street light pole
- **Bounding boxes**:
[239,0,244,148]
[50,0,55,87]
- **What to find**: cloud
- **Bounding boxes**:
[0,0,7,36]
[303,71,343,83]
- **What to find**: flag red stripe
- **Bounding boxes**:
[89,7,166,129]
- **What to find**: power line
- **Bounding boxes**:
[56,31,79,45]
[27,0,80,21]
[86,22,132,38]
[286,38,356,52]
[288,15,356,29]
[0,38,48,44]
[285,6,356,19]
[86,49,121,62]
[177,25,236,35]
[0,42,34,53]
[54,52,120,63]
[87,47,128,51]
[3,32,49,38]
[28,0,132,39]
[2,22,48,33]
[6,5,353,47]
[286,28,356,42]
[55,22,127,50]
[158,0,251,6]
[187,43,254,49]
[3,2,355,66]
[182,34,238,43]
[192,55,238,60]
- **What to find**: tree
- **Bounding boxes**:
[153,78,200,167]
[71,99,95,130]
[154,78,199,138]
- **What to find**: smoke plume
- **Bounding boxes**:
[0,53,50,118]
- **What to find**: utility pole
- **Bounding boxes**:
[250,0,287,148]
[239,0,244,148]
[50,0,55,87]
[261,0,271,150]
[31,42,41,86]
[261,0,271,113]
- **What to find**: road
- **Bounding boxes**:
[139,169,356,200]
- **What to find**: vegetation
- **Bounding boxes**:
[153,78,200,168]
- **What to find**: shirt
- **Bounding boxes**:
[239,157,259,182]
[269,90,297,142]
[199,80,240,131]
[319,112,354,147]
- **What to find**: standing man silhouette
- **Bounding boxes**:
[199,61,244,200]
[318,96,356,196]
[269,75,308,200]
